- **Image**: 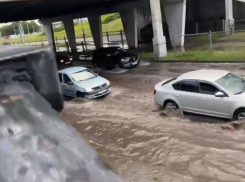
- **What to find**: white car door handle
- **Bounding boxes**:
[199,97,204,100]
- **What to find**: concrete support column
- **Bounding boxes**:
[88,16,103,49]
[120,9,138,49]
[163,0,186,47]
[63,18,77,53]
[225,0,234,34]
[42,22,56,51]
[149,0,167,59]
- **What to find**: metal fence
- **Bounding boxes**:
[172,29,245,55]
[188,19,245,34]
[9,30,128,53]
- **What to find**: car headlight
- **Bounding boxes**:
[106,80,110,86]
[60,60,64,63]
[86,88,93,92]
[121,58,130,62]
[69,58,73,60]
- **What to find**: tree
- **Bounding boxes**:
[0,21,40,36]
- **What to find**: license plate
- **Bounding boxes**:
[132,62,137,65]
[98,90,106,94]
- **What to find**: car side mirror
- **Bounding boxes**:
[215,91,225,97]
[67,81,73,85]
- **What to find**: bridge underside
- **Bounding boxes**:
[0,0,135,23]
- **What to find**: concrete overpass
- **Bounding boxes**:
[0,0,241,58]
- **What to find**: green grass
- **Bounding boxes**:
[140,50,245,61]
[2,13,123,44]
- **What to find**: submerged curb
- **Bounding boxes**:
[144,59,245,63]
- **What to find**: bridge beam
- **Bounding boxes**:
[120,9,138,49]
[163,0,186,48]
[40,21,56,51]
[88,16,103,49]
[63,18,77,53]
[225,0,234,34]
[150,0,167,59]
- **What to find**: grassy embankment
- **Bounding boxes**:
[3,13,123,44]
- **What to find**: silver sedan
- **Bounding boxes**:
[154,70,245,120]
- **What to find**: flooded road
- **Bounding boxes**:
[60,62,245,182]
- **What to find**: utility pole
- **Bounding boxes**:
[80,18,85,35]
[31,25,34,33]
[18,21,25,44]
[14,26,17,35]
[27,23,30,35]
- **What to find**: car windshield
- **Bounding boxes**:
[70,69,96,82]
[215,73,245,95]
[113,48,127,55]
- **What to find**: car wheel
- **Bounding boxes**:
[164,100,179,110]
[233,108,245,120]
[105,61,116,70]
[77,92,85,98]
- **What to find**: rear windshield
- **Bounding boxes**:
[162,78,177,86]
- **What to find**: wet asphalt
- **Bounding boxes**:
[60,61,245,182]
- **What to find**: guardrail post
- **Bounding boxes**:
[173,36,176,56]
[83,33,87,50]
[195,22,199,33]
[222,19,225,33]
[56,37,59,51]
[209,30,213,52]
[41,38,44,46]
[81,41,85,52]
[106,32,110,47]
[120,30,124,48]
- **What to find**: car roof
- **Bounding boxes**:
[59,66,87,75]
[177,70,230,82]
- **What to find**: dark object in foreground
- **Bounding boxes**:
[0,46,124,182]
[92,47,140,70]
[0,46,63,112]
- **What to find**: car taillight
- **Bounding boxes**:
[154,90,156,95]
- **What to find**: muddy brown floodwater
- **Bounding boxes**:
[60,62,245,182]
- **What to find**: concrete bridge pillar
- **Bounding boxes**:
[120,9,138,49]
[63,18,77,53]
[149,0,167,59]
[40,21,56,51]
[88,16,103,49]
[225,0,234,34]
[163,0,186,48]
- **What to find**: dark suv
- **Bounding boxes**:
[92,47,140,70]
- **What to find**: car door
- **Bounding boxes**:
[59,73,66,95]
[175,80,202,113]
[197,81,231,118]
[63,74,76,97]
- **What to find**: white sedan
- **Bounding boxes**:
[154,70,245,120]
